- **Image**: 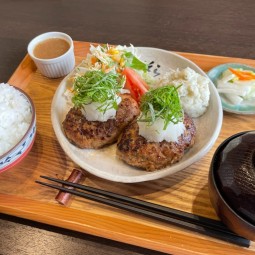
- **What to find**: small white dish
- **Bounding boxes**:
[51,47,223,183]
[27,31,75,78]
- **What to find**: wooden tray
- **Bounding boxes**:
[1,41,255,255]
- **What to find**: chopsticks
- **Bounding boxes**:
[36,176,250,247]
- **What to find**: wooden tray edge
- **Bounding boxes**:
[8,54,36,88]
[0,193,243,255]
[2,42,255,254]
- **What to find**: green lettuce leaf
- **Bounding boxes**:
[123,52,148,72]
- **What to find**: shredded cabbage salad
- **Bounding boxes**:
[81,44,148,73]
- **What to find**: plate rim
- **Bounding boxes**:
[51,47,223,183]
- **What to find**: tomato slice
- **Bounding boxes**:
[122,67,149,103]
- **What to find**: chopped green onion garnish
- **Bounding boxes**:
[138,85,183,130]
[72,70,124,113]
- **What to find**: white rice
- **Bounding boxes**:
[159,67,210,118]
[0,83,32,156]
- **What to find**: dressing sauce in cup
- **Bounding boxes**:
[33,38,70,59]
[27,32,75,78]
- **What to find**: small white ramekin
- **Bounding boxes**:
[27,32,75,78]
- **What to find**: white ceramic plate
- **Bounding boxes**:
[51,47,223,183]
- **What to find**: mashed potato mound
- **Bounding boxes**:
[159,67,210,118]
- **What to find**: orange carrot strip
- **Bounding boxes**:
[229,68,255,80]
[91,56,98,65]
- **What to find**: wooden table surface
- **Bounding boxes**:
[0,1,255,255]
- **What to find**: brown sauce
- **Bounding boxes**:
[33,38,70,59]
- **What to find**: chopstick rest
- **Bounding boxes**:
[35,176,250,247]
[55,169,85,206]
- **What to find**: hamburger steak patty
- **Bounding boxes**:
[116,114,196,171]
[62,94,140,149]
